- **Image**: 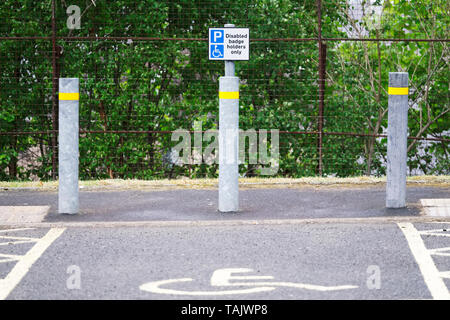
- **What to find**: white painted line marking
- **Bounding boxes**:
[0,240,39,246]
[0,235,40,241]
[419,231,450,238]
[0,233,41,246]
[0,228,65,300]
[0,258,19,264]
[419,229,450,234]
[0,253,22,263]
[429,247,450,257]
[398,222,450,300]
[0,253,22,259]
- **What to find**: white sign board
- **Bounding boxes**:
[209,28,249,61]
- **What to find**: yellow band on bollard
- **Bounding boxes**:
[219,91,239,99]
[59,92,79,101]
[388,87,408,95]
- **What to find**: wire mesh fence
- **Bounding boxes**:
[0,0,448,181]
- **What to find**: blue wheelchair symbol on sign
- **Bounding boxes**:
[210,44,224,58]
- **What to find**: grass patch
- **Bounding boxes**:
[0,175,448,191]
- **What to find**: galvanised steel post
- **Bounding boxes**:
[58,78,79,214]
[386,72,409,208]
[219,23,239,212]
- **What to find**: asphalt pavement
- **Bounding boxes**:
[0,186,448,222]
[0,185,449,300]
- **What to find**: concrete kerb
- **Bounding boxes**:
[1,216,450,230]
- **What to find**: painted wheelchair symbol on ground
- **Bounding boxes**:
[140,268,358,296]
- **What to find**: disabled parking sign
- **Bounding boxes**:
[209,28,249,60]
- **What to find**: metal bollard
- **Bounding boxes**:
[58,78,79,214]
[218,23,240,213]
[218,75,239,212]
[386,72,409,208]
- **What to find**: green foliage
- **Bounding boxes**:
[0,0,448,181]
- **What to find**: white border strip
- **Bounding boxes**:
[398,222,450,300]
[0,228,65,300]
